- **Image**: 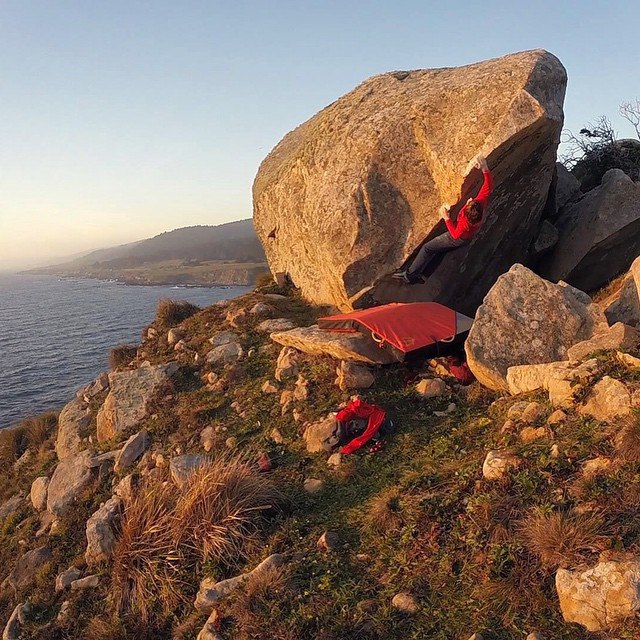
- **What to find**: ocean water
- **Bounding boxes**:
[0,273,249,428]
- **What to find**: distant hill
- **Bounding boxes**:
[27,219,269,286]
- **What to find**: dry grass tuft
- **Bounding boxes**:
[0,426,27,466]
[110,455,279,621]
[109,344,138,370]
[83,616,129,640]
[615,415,640,463]
[172,456,279,564]
[20,410,58,450]
[156,298,200,329]
[361,488,410,534]
[520,508,609,570]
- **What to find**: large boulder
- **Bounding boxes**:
[466,264,606,390]
[556,559,640,631]
[47,451,94,516]
[555,162,581,210]
[96,363,178,443]
[540,169,640,292]
[253,50,566,314]
[55,398,91,461]
[600,255,640,327]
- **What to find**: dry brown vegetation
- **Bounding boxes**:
[155,298,200,329]
[520,508,609,570]
[615,415,640,463]
[361,488,411,534]
[110,455,279,622]
[109,344,138,370]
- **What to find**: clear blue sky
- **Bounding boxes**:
[1,0,638,268]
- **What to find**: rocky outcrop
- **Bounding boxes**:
[540,169,640,292]
[47,450,94,516]
[556,559,640,631]
[55,398,91,461]
[96,363,178,442]
[254,49,566,313]
[271,326,399,365]
[466,265,606,390]
[85,496,123,566]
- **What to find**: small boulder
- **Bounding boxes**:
[2,602,30,640]
[256,318,295,333]
[327,452,342,467]
[70,574,100,591]
[208,331,238,347]
[47,450,94,516]
[555,559,640,631]
[482,450,521,481]
[303,478,324,494]
[567,322,640,362]
[206,342,244,366]
[30,476,50,512]
[520,402,545,424]
[303,416,336,453]
[415,377,448,398]
[114,430,150,474]
[114,474,137,502]
[507,401,530,420]
[391,592,419,614]
[269,428,285,444]
[55,398,91,461]
[250,302,274,317]
[317,530,340,552]
[85,496,123,567]
[167,328,184,346]
[293,375,309,401]
[226,308,247,328]
[7,546,52,591]
[55,567,82,592]
[547,409,567,425]
[520,427,547,443]
[335,361,375,391]
[170,454,208,489]
[200,426,216,452]
[274,346,299,382]
[261,380,279,394]
[578,376,632,422]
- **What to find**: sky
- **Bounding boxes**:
[1,0,639,269]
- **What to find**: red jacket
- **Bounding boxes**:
[337,399,386,455]
[445,169,493,241]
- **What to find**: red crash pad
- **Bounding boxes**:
[318,302,471,353]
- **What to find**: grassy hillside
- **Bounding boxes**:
[1,286,640,639]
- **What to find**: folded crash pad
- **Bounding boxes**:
[318,302,473,354]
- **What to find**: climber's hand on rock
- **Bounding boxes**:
[475,154,488,171]
[438,204,451,220]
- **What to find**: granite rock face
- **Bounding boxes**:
[541,169,640,292]
[55,398,91,461]
[254,49,566,314]
[465,264,606,390]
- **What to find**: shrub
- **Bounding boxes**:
[110,455,279,621]
[519,508,609,570]
[109,344,138,370]
[155,299,200,329]
[361,488,410,534]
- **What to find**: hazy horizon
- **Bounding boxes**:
[1,1,639,269]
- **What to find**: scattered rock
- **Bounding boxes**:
[567,322,640,362]
[327,452,342,467]
[547,409,567,425]
[96,363,179,442]
[618,351,640,368]
[507,401,530,420]
[317,530,340,551]
[70,574,100,591]
[262,380,279,394]
[208,331,238,347]
[254,50,566,314]
[303,478,325,494]
[482,450,521,481]
[256,318,295,333]
[550,444,561,459]
[114,474,136,502]
[466,264,606,391]
[7,546,52,591]
[391,592,419,614]
[581,457,613,478]
[520,402,546,425]
[2,602,30,640]
[55,567,82,592]
[226,308,247,328]
[30,476,50,512]
[335,361,375,391]
[304,416,336,453]
[169,454,208,489]
[555,559,640,631]
[196,609,224,640]
[279,389,294,415]
[274,346,299,381]
[200,426,216,452]
[578,376,632,422]
[293,375,309,401]
[114,430,150,474]
[195,554,286,610]
[85,496,123,566]
[500,419,517,435]
[541,169,640,293]
[167,328,184,346]
[55,398,91,461]
[292,408,303,422]
[520,427,547,443]
[415,377,448,398]
[250,302,274,317]
[47,450,94,516]
[206,341,244,366]
[87,449,120,468]
[269,428,285,444]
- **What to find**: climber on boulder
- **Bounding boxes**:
[393,155,493,283]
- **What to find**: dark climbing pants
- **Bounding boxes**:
[405,232,467,279]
